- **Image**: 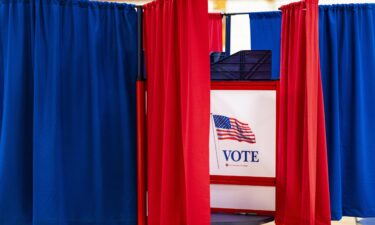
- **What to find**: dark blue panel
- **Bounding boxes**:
[0,1,138,224]
[249,12,281,79]
[210,50,272,80]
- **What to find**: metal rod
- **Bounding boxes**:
[225,15,231,56]
[210,113,220,169]
[135,5,147,225]
[136,6,144,81]
[222,12,251,16]
[136,81,147,225]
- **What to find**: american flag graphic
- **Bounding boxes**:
[212,114,256,144]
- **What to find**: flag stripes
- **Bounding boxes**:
[212,114,256,144]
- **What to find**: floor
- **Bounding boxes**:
[264,217,357,225]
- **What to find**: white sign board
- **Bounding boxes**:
[210,90,276,178]
[209,87,277,213]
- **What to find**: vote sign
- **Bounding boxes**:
[209,81,279,214]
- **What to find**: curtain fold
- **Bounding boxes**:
[0,1,138,224]
[143,0,211,224]
[208,13,223,53]
[277,1,331,225]
[319,4,375,220]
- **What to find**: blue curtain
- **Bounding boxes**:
[0,1,138,225]
[319,4,375,220]
[249,12,281,79]
[250,4,375,220]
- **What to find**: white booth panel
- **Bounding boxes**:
[210,184,275,211]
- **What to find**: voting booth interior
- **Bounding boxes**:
[209,50,279,218]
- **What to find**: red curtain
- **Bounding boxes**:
[143,0,211,225]
[277,1,331,225]
[208,13,223,52]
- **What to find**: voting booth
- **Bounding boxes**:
[210,51,279,216]
[137,50,279,224]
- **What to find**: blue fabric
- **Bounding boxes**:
[250,4,375,220]
[249,12,281,79]
[319,4,375,220]
[213,115,231,129]
[0,1,138,225]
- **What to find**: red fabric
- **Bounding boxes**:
[208,13,223,52]
[276,1,331,225]
[143,0,211,225]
